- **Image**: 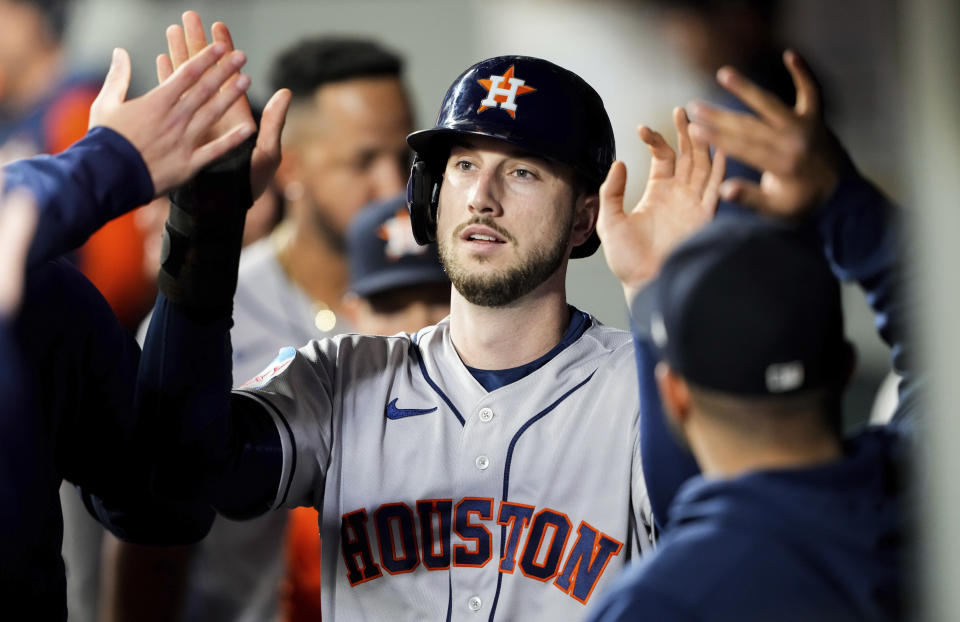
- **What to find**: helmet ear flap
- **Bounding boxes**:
[407,156,442,245]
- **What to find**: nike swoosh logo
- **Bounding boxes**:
[385,398,437,420]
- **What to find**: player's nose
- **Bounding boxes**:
[466,169,503,217]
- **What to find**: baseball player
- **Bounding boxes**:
[134,38,722,620]
[587,50,909,621]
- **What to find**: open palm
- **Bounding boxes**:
[598,107,726,301]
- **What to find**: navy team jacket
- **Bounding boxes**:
[0,127,210,618]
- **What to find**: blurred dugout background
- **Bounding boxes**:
[47,0,960,618]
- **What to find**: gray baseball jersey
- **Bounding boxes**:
[236,315,653,621]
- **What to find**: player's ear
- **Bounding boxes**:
[274,147,303,202]
[570,192,599,249]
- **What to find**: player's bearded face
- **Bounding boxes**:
[438,208,573,308]
[435,139,584,307]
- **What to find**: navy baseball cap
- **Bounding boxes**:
[347,195,449,298]
[635,214,847,395]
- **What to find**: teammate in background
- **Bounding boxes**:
[284,194,450,621]
[131,13,731,616]
[648,0,795,211]
[0,0,94,159]
[340,195,450,335]
[587,51,907,621]
[103,14,414,622]
[0,38,290,619]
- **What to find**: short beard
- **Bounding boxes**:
[439,215,572,308]
[306,198,346,254]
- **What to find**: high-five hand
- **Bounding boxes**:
[158,10,291,200]
[88,44,253,196]
[688,50,846,218]
[597,107,726,303]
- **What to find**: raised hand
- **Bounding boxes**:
[88,44,253,197]
[158,11,291,200]
[597,107,726,302]
[687,50,846,218]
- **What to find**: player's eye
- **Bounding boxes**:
[511,167,538,180]
[455,160,475,172]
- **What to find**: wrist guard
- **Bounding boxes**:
[158,134,257,321]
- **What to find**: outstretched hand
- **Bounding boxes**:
[687,50,846,217]
[88,44,253,197]
[597,107,726,303]
[158,10,291,201]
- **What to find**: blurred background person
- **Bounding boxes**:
[283,194,450,621]
[104,19,414,622]
[645,0,794,213]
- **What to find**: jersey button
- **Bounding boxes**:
[478,407,494,422]
[468,596,482,612]
[475,455,490,471]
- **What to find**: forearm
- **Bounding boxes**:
[814,173,914,413]
[2,127,153,268]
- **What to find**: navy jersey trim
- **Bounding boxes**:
[466,306,592,392]
[410,340,465,427]
[240,392,298,507]
[487,370,597,621]
[446,567,453,622]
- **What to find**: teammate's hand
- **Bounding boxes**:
[687,50,846,218]
[87,44,253,197]
[597,107,725,303]
[158,11,291,201]
[0,173,38,318]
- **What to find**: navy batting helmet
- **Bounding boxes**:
[406,55,615,258]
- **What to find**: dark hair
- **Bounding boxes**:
[269,37,403,99]
[687,382,844,439]
[11,0,70,42]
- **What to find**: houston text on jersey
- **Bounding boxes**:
[340,496,623,605]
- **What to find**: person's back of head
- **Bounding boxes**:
[643,215,854,474]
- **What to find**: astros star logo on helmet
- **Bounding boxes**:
[477,65,536,118]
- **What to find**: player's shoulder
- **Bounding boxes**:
[576,314,635,363]
[303,321,431,363]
